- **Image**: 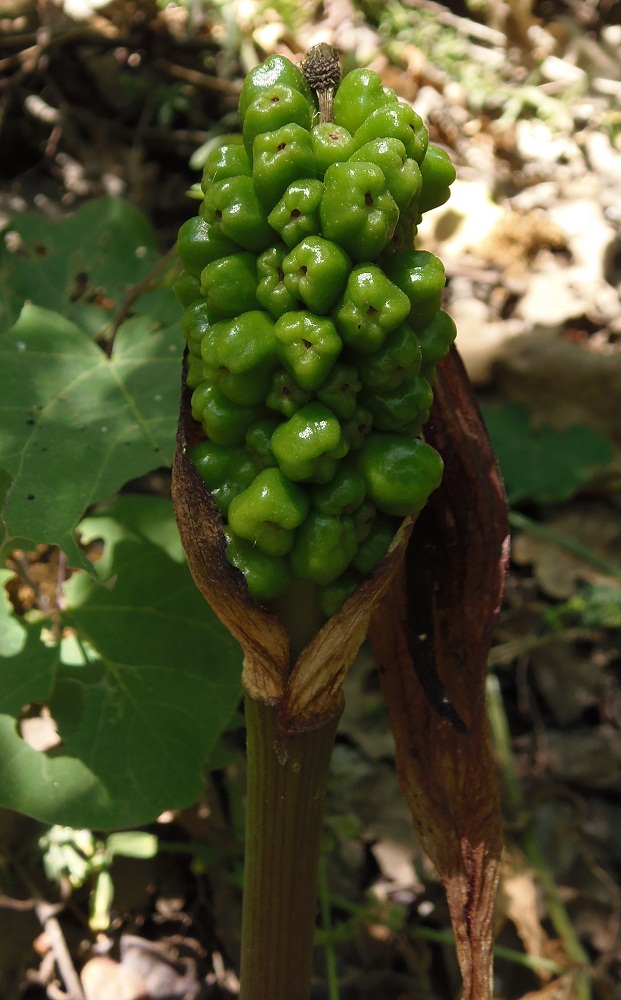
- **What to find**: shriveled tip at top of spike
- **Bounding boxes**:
[302,43,341,123]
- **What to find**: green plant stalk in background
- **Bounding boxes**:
[239,697,341,1000]
[486,675,591,999]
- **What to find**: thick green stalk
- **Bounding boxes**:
[239,694,341,1000]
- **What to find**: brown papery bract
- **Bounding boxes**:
[370,346,510,1000]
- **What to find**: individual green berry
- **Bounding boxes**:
[350,515,396,575]
[228,467,310,557]
[282,236,351,315]
[349,138,422,210]
[256,244,303,318]
[320,162,400,262]
[318,575,360,617]
[332,265,411,354]
[190,440,259,516]
[271,403,345,483]
[267,179,324,248]
[200,253,259,318]
[357,434,444,517]
[274,310,342,391]
[381,250,446,330]
[202,144,251,190]
[251,123,316,209]
[177,217,239,278]
[290,512,358,585]
[202,176,275,253]
[225,530,292,603]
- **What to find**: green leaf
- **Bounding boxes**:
[547,583,621,630]
[0,304,182,566]
[0,496,242,829]
[481,402,614,505]
[0,197,160,334]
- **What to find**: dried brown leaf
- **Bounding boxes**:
[370,346,510,1000]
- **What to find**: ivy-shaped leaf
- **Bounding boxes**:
[0,496,242,830]
[0,304,182,567]
[481,402,614,505]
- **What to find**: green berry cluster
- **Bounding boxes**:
[175,52,457,615]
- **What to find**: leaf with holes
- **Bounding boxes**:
[0,303,182,567]
[0,496,242,829]
[0,197,162,334]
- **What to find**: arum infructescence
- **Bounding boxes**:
[172,42,509,1000]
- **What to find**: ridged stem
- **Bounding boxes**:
[239,695,342,1000]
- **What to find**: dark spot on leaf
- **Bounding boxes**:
[26,417,35,425]
[33,242,47,257]
[69,271,90,302]
[27,494,35,500]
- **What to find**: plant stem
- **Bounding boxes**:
[509,510,621,581]
[318,847,340,1000]
[486,675,591,999]
[239,695,342,1000]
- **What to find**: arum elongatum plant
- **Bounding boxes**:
[172,44,509,1000]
